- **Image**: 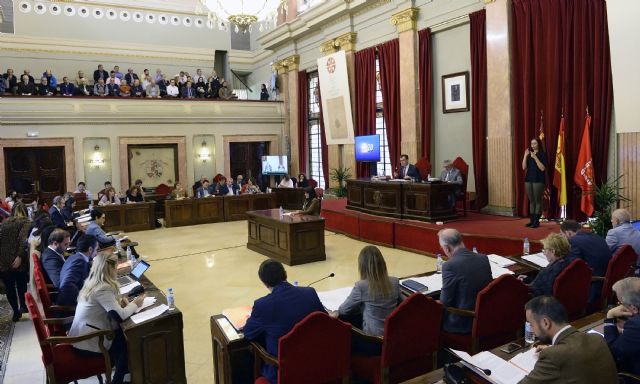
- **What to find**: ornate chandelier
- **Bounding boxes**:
[201,0,287,33]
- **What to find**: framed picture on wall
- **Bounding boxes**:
[441,71,470,113]
[127,144,178,189]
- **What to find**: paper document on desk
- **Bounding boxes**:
[490,264,515,279]
[318,287,353,312]
[400,274,443,294]
[119,281,141,295]
[135,297,157,313]
[508,348,538,373]
[488,254,516,267]
[131,304,169,324]
[451,349,528,384]
[522,252,549,268]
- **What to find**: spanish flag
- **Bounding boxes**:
[574,113,595,216]
[553,116,567,207]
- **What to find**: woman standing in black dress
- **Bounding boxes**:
[522,138,547,228]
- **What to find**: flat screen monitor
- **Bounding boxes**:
[262,155,288,175]
[355,134,381,162]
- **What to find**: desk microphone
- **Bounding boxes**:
[307,273,335,287]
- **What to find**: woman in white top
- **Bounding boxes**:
[69,252,145,384]
[98,187,121,206]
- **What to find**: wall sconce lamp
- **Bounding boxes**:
[89,144,105,168]
[198,141,211,163]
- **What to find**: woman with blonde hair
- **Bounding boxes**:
[520,233,572,296]
[69,252,145,384]
[338,245,403,337]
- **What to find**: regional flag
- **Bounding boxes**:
[553,116,567,206]
[574,113,595,216]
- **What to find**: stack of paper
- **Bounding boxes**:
[509,348,538,373]
[490,264,515,279]
[130,304,169,324]
[400,274,443,295]
[222,306,252,331]
[135,297,157,313]
[317,287,353,312]
[487,254,516,267]
[119,281,141,295]
[451,349,531,384]
[522,252,549,268]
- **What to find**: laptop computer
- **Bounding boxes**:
[117,260,150,286]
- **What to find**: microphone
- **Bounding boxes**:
[307,273,335,287]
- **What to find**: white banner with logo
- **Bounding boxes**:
[317,50,355,145]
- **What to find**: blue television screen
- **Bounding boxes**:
[355,135,381,162]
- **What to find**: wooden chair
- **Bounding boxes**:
[414,157,432,181]
[251,311,351,384]
[350,294,443,384]
[25,292,113,384]
[441,275,529,354]
[155,183,173,196]
[553,258,593,321]
[452,157,469,215]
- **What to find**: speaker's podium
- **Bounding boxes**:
[210,314,253,384]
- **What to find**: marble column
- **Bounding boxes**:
[484,0,516,215]
[283,55,301,176]
[275,61,290,165]
[391,8,421,163]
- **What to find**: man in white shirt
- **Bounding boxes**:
[278,175,294,188]
[166,79,179,97]
[74,181,92,200]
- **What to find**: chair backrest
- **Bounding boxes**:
[602,245,638,306]
[25,292,54,364]
[414,157,432,180]
[473,275,529,343]
[314,188,324,200]
[277,311,351,384]
[33,264,54,317]
[308,178,318,189]
[155,183,172,196]
[553,258,593,320]
[381,294,443,379]
[452,157,469,192]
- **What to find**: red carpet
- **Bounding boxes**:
[321,199,557,256]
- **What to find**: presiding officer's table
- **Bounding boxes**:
[346,178,458,222]
[100,202,156,232]
[246,209,325,266]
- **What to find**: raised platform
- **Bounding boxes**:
[322,199,557,256]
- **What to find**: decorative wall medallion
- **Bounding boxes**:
[106,9,117,20]
[64,5,76,16]
[133,11,143,22]
[93,8,104,19]
[158,14,168,24]
[78,6,89,18]
[145,13,155,24]
[34,2,46,15]
[183,17,192,27]
[119,10,130,21]
[18,2,31,13]
[49,4,61,15]
[171,15,180,26]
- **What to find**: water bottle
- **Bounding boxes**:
[27,206,33,219]
[279,206,284,218]
[115,238,122,253]
[523,237,530,255]
[127,246,134,266]
[524,321,535,344]
[167,288,175,310]
[436,254,444,273]
[473,247,478,254]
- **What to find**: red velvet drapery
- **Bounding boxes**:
[511,0,613,218]
[317,83,330,188]
[354,46,377,178]
[297,70,309,174]
[377,39,402,172]
[418,28,433,161]
[470,10,488,210]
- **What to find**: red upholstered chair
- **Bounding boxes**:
[350,294,443,384]
[553,258,593,321]
[155,183,173,196]
[441,275,529,354]
[414,157,432,181]
[589,245,638,312]
[314,188,324,200]
[452,157,469,215]
[252,311,351,384]
[308,178,318,189]
[25,292,113,384]
[33,257,75,319]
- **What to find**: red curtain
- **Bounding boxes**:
[418,28,433,161]
[511,0,613,218]
[470,10,488,210]
[354,46,377,178]
[317,83,330,188]
[377,38,402,172]
[297,70,309,174]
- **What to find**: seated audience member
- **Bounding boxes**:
[124,68,138,85]
[231,175,244,195]
[134,179,145,198]
[522,233,572,296]
[195,77,207,98]
[108,71,121,86]
[99,187,121,206]
[297,174,309,188]
[75,70,85,87]
[607,208,640,256]
[57,234,99,306]
[182,81,196,99]
[145,79,161,98]
[166,78,179,97]
[296,187,321,216]
[154,68,164,82]
[93,64,109,83]
[69,252,145,384]
[171,182,188,200]
[126,186,144,203]
[0,75,5,95]
[97,181,112,200]
[178,71,187,87]
[131,79,144,98]
[243,259,325,384]
[22,69,35,84]
[209,72,221,98]
[40,229,70,288]
[213,177,229,196]
[242,178,261,194]
[93,78,108,97]
[48,196,69,229]
[118,79,131,97]
[438,228,492,333]
[278,175,294,188]
[338,246,403,338]
[218,80,234,100]
[17,74,35,95]
[560,220,612,303]
[74,181,92,200]
[36,77,54,96]
[193,68,205,84]
[76,78,92,96]
[0,203,31,322]
[141,75,151,90]
[42,69,57,89]
[157,75,168,96]
[113,66,123,80]
[59,77,75,96]
[226,178,235,195]
[605,277,640,375]
[143,68,150,79]
[193,175,206,192]
[3,68,18,94]
[260,83,270,101]
[520,296,618,383]
[196,180,213,198]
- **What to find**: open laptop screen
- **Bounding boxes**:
[131,260,150,279]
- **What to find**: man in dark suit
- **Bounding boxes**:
[57,235,98,306]
[560,220,612,303]
[393,154,421,181]
[93,64,109,83]
[48,196,68,229]
[605,277,640,376]
[520,296,618,384]
[3,68,18,94]
[243,259,325,384]
[195,180,213,198]
[40,229,70,288]
[438,229,492,333]
[59,76,75,96]
[213,177,230,196]
[124,68,139,86]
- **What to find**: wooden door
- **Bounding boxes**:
[229,142,268,180]
[4,147,66,203]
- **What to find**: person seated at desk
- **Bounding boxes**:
[61,194,79,222]
[74,181,92,200]
[196,180,214,198]
[213,177,229,196]
[297,173,309,188]
[97,181,112,201]
[126,186,144,203]
[231,175,244,195]
[171,182,188,200]
[338,246,403,342]
[242,178,261,195]
[40,228,70,288]
[294,187,321,216]
[99,187,121,206]
[604,277,640,376]
[560,220,611,303]
[607,208,640,258]
[520,233,572,296]
[57,234,99,306]
[393,154,420,181]
[243,259,325,384]
[438,228,492,334]
[519,296,618,384]
[49,195,71,229]
[69,252,145,384]
[278,175,294,188]
[133,179,145,199]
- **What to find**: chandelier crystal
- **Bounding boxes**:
[201,0,287,33]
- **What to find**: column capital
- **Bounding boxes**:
[282,54,300,72]
[319,40,338,54]
[484,0,496,3]
[273,60,288,75]
[334,32,357,52]
[391,7,419,33]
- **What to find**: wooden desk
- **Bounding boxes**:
[145,193,168,219]
[273,187,305,210]
[163,197,224,228]
[223,193,277,222]
[246,209,325,266]
[403,182,457,222]
[210,315,253,384]
[99,202,156,232]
